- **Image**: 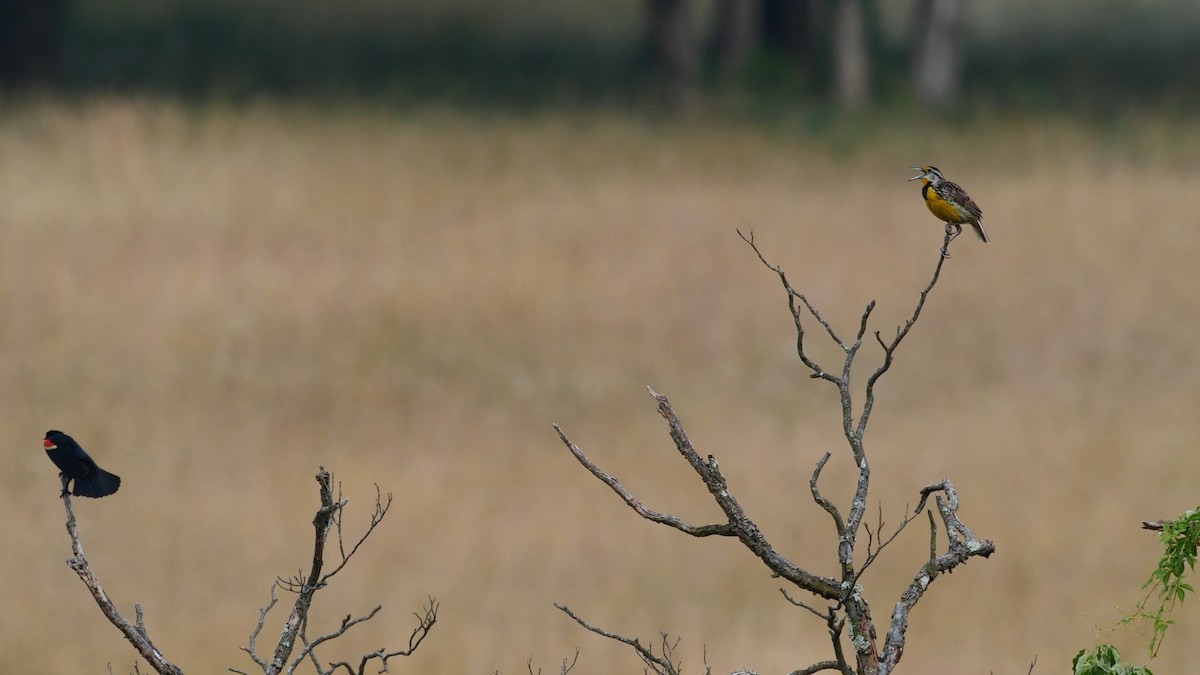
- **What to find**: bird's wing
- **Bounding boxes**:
[947,181,983,220]
[78,455,100,477]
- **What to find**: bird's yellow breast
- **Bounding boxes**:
[922,182,967,223]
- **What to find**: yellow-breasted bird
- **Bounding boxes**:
[909,166,988,243]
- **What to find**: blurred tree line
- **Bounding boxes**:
[1,0,1198,110]
[647,0,967,108]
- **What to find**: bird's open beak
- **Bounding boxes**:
[908,167,924,181]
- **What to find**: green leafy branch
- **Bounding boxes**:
[1072,644,1151,675]
[1119,508,1200,656]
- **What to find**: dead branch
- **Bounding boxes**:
[778,592,854,675]
[809,453,845,536]
[233,468,435,675]
[555,226,992,674]
[555,604,681,675]
[522,649,580,675]
[552,423,735,538]
[789,662,849,675]
[556,390,841,599]
[322,599,438,675]
[321,482,392,585]
[266,468,341,671]
[852,500,921,589]
[878,480,994,671]
[61,494,184,675]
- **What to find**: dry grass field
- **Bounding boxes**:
[4,98,1200,673]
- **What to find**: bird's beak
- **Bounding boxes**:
[908,167,924,181]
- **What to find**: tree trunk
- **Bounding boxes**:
[710,0,760,77]
[910,0,966,105]
[645,0,700,110]
[833,0,870,108]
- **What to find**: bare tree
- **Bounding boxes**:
[910,0,967,105]
[56,467,436,674]
[553,225,994,674]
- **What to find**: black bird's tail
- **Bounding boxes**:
[73,469,121,498]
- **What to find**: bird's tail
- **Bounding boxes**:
[73,469,121,498]
[972,220,990,243]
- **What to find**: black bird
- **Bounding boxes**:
[43,430,121,498]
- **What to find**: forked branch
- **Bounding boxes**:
[879,480,994,670]
[556,227,991,674]
[322,599,439,675]
[555,604,682,675]
[232,468,436,675]
[555,390,841,600]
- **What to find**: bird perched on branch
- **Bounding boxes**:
[909,166,988,243]
[44,430,121,498]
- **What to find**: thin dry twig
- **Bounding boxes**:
[233,469,435,675]
[324,599,439,675]
[555,389,841,599]
[320,482,392,585]
[555,604,681,675]
[788,661,849,675]
[854,500,920,584]
[552,423,734,538]
[778,592,854,675]
[523,648,580,675]
[879,480,995,669]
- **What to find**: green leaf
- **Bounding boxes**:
[1072,645,1152,675]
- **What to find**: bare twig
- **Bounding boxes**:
[780,588,831,621]
[524,648,580,675]
[264,469,341,673]
[789,661,847,675]
[859,226,954,442]
[235,583,279,672]
[320,483,392,585]
[738,229,840,383]
[324,599,439,675]
[809,453,845,536]
[61,494,184,675]
[290,606,381,674]
[553,423,734,538]
[233,469,435,675]
[555,604,681,675]
[779,591,854,675]
[878,480,995,671]
[854,501,920,583]
[555,389,842,599]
